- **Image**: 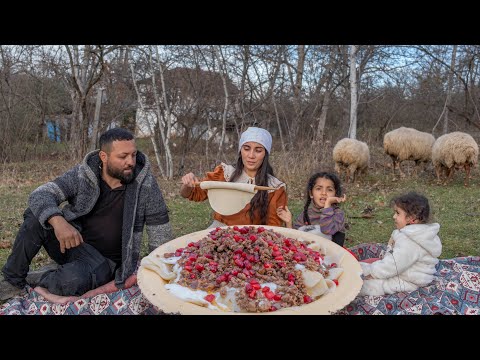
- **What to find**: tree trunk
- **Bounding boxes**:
[129,59,166,178]
[89,87,104,152]
[214,46,229,160]
[348,45,358,140]
[444,45,457,134]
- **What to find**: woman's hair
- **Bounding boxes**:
[230,151,274,225]
[390,192,430,224]
[303,172,343,225]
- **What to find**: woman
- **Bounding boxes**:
[180,127,287,227]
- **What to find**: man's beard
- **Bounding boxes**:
[106,163,135,184]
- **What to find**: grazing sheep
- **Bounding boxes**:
[383,127,435,177]
[332,138,370,183]
[431,131,479,187]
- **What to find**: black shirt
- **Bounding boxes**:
[80,178,125,266]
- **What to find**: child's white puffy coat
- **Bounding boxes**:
[359,223,442,296]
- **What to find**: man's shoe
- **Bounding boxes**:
[0,278,26,302]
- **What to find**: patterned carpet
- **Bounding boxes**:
[1,243,479,315]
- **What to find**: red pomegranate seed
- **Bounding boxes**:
[303,295,313,304]
[272,251,281,257]
[232,270,239,276]
[195,264,204,272]
[272,245,279,251]
[216,275,227,283]
[205,254,213,259]
[241,252,247,258]
[249,278,258,284]
[188,242,195,247]
[190,274,196,279]
[330,263,337,268]
[184,265,193,272]
[273,294,282,301]
[257,227,265,233]
[269,306,277,312]
[333,279,339,286]
[262,286,270,293]
[234,258,244,267]
[233,226,240,231]
[274,255,284,261]
[249,235,257,242]
[265,291,275,300]
[204,294,215,303]
[252,283,261,290]
[288,273,295,282]
[249,290,256,299]
[245,283,253,292]
[234,249,243,255]
[264,263,272,269]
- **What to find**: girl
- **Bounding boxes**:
[359,192,442,296]
[180,127,287,227]
[277,172,346,246]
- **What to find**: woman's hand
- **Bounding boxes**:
[324,194,347,209]
[180,172,199,198]
[276,206,293,228]
[181,172,199,188]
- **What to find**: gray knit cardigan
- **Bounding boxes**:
[28,150,173,288]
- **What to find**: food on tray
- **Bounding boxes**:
[140,226,345,313]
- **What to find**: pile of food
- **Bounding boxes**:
[140,226,345,313]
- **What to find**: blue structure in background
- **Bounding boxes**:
[46,121,61,142]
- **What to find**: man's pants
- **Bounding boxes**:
[1,208,116,296]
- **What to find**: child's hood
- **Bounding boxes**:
[396,223,442,258]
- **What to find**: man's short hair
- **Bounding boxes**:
[99,128,134,152]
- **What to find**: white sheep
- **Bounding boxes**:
[383,127,435,177]
[431,131,479,187]
[332,138,370,183]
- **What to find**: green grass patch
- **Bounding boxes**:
[1,158,479,271]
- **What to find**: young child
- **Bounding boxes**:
[277,172,347,245]
[359,192,442,296]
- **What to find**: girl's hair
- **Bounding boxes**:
[230,151,274,225]
[390,192,430,224]
[303,172,343,225]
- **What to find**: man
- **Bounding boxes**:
[0,128,173,303]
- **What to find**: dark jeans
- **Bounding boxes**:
[1,208,116,296]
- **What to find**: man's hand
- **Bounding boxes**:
[48,216,83,253]
[324,194,347,209]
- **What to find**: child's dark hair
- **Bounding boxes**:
[390,192,430,224]
[99,128,134,152]
[303,171,343,225]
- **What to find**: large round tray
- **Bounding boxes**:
[137,225,363,315]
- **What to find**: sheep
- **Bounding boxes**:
[332,138,370,183]
[431,131,479,187]
[383,127,435,177]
